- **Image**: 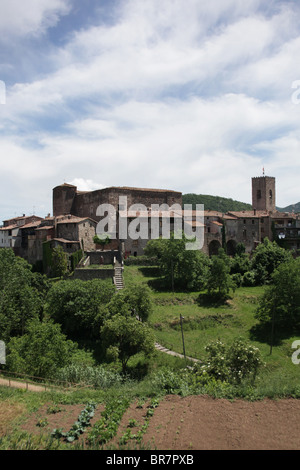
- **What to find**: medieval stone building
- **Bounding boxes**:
[1,175,299,269]
[52,183,182,220]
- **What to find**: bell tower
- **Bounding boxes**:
[252,174,276,212]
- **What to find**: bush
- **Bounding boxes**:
[242,271,256,287]
[203,338,264,384]
[55,364,123,388]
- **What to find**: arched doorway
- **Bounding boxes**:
[209,240,221,256]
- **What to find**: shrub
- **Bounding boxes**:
[55,364,123,388]
[203,338,264,384]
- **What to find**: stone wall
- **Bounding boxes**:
[73,267,115,281]
[88,249,120,265]
[53,184,182,221]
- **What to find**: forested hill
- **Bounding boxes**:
[276,202,300,213]
[182,194,252,212]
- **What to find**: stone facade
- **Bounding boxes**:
[2,175,299,269]
[53,183,182,220]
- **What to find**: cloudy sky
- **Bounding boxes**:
[1,0,300,221]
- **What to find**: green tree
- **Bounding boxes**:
[0,249,46,342]
[206,248,235,296]
[7,319,77,379]
[255,258,300,329]
[44,279,116,339]
[251,238,292,285]
[144,233,210,291]
[122,284,153,321]
[51,246,68,278]
[101,314,155,373]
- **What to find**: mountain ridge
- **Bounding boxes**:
[182,193,300,214]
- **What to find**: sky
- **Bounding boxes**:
[1,0,300,222]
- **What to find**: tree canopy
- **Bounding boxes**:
[101,314,155,373]
[144,233,210,291]
[255,257,300,329]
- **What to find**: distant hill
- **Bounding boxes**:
[276,202,300,213]
[182,194,300,214]
[182,194,252,212]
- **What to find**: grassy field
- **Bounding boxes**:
[123,265,300,395]
[0,263,299,449]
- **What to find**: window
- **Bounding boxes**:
[269,189,273,199]
[257,190,261,199]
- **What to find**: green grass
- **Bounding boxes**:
[1,262,300,450]
[1,263,299,451]
[123,265,300,395]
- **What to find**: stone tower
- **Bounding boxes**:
[53,183,77,216]
[252,175,276,212]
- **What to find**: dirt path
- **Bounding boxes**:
[155,342,201,363]
[0,377,48,393]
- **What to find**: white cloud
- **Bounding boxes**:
[0,0,71,38]
[1,0,300,221]
[69,178,106,191]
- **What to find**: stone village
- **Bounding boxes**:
[0,175,299,284]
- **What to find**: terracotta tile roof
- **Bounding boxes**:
[19,221,42,229]
[0,224,18,231]
[35,225,54,230]
[211,221,223,226]
[52,238,80,244]
[99,186,181,194]
[56,215,97,224]
[227,210,270,218]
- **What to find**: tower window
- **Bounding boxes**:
[257,190,261,199]
[269,190,273,199]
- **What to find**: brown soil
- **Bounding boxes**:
[9,395,300,450]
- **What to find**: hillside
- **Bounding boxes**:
[182,194,252,212]
[182,193,300,214]
[276,202,300,213]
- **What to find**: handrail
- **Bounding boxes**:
[0,369,93,392]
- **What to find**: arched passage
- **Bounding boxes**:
[208,240,221,256]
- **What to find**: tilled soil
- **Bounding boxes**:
[14,395,300,450]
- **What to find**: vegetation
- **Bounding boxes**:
[182,193,252,212]
[101,314,155,373]
[0,240,300,449]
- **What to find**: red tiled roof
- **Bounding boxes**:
[19,221,42,229]
[52,238,80,244]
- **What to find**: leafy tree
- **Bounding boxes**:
[144,233,210,291]
[251,238,292,285]
[206,248,235,296]
[51,246,68,278]
[0,249,46,342]
[44,279,116,339]
[7,319,77,379]
[255,258,300,329]
[230,252,251,275]
[101,314,155,373]
[122,285,153,321]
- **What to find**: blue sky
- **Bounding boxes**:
[1,0,300,222]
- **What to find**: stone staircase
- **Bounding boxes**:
[114,259,124,290]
